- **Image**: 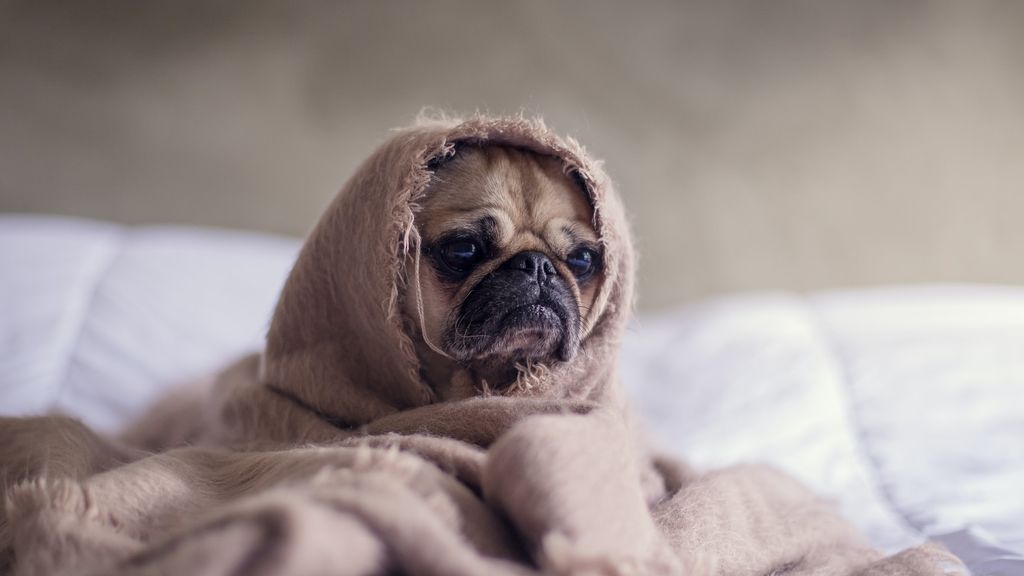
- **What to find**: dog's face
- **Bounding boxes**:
[410,145,602,391]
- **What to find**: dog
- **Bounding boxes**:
[407,145,603,399]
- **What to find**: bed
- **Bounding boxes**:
[1,214,1021,574]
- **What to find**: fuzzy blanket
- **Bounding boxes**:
[0,116,965,576]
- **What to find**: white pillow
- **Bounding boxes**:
[0,214,299,431]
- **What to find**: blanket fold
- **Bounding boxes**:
[0,115,964,576]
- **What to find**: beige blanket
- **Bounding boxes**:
[0,116,964,576]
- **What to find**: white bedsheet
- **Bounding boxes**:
[621,289,1024,573]
[2,215,1021,573]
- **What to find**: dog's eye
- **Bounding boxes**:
[439,239,483,272]
[566,247,597,279]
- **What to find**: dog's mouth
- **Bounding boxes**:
[502,303,561,327]
[445,287,581,364]
[490,303,563,356]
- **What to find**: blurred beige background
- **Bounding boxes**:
[2,1,1022,309]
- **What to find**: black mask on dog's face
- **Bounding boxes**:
[440,247,591,363]
[409,145,603,391]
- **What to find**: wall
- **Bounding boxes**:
[2,1,1022,309]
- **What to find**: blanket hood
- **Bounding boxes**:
[262,115,635,427]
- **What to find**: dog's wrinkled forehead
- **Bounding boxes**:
[418,145,598,256]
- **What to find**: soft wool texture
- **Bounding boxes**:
[0,116,964,576]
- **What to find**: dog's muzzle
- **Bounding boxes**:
[446,251,581,362]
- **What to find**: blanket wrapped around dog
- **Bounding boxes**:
[0,116,965,576]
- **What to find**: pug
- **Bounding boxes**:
[407,145,603,399]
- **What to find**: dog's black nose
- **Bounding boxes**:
[503,251,556,284]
